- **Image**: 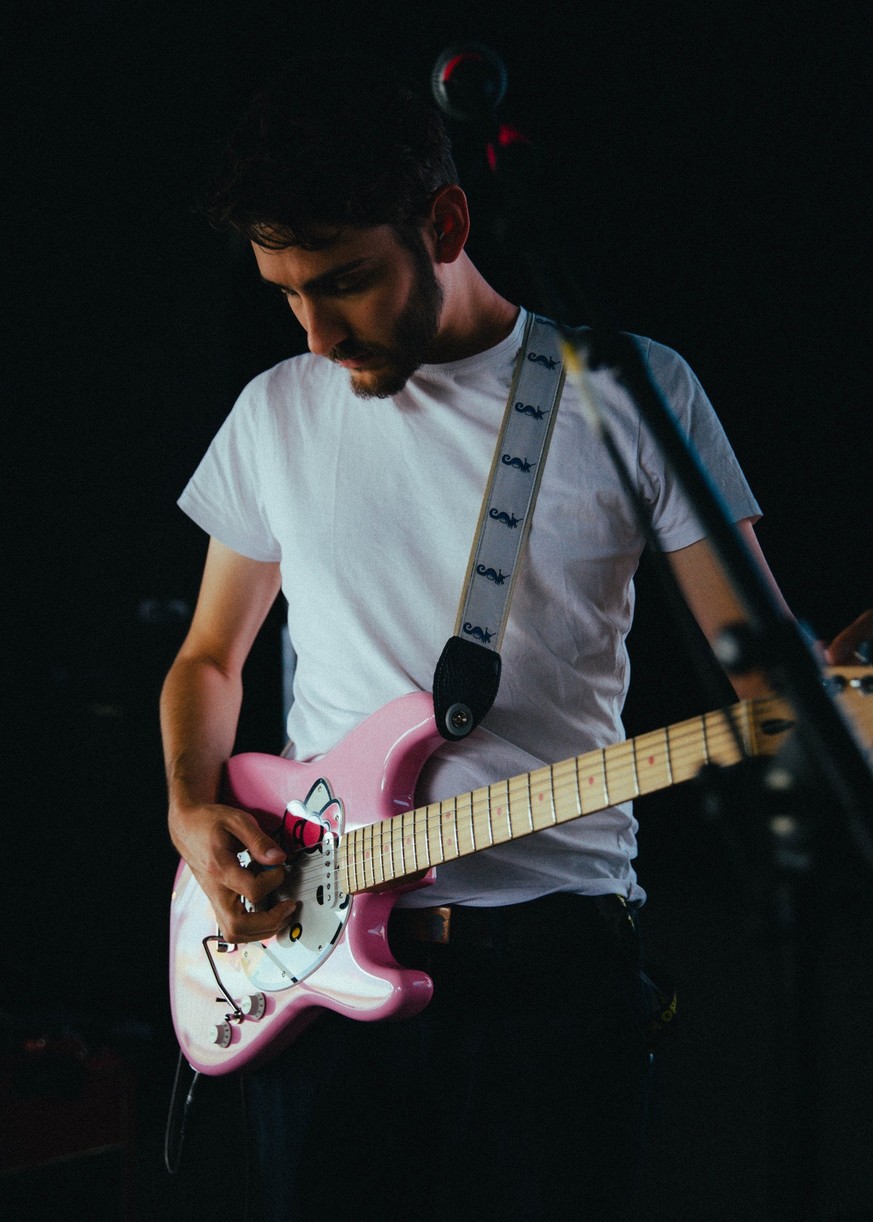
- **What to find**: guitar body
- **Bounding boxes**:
[169,691,442,1074]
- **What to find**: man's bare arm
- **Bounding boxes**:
[160,537,298,942]
[666,519,794,700]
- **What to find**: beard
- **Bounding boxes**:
[333,234,444,400]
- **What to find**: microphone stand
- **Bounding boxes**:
[432,44,873,1221]
[514,201,872,1222]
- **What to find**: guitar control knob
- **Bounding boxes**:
[209,1021,233,1049]
[239,992,267,1021]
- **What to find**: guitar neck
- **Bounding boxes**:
[339,691,787,896]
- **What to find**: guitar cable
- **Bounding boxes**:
[163,1049,202,1174]
[164,1049,257,1219]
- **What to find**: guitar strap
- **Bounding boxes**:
[433,312,566,740]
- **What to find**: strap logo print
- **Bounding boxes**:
[514,400,549,420]
[501,453,536,473]
[463,623,495,644]
[527,351,558,370]
[475,565,509,585]
[488,508,522,529]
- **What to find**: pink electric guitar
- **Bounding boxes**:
[170,669,872,1074]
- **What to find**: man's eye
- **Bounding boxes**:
[332,273,375,296]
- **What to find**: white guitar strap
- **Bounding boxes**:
[433,312,566,739]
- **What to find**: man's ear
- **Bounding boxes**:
[429,184,470,263]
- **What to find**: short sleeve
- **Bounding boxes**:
[177,373,283,562]
[636,337,761,551]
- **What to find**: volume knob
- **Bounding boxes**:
[239,992,267,1021]
[208,1021,233,1048]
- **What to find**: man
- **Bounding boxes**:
[161,58,836,1220]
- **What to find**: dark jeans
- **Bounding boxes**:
[245,893,652,1222]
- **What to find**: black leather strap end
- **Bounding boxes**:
[432,635,502,741]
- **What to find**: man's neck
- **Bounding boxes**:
[428,255,519,363]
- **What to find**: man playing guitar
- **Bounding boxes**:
[161,54,870,1222]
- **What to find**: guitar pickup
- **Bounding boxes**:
[315,831,342,910]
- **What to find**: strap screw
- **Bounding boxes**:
[446,703,473,737]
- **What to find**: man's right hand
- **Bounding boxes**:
[169,801,300,944]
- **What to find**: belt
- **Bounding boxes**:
[389,893,637,951]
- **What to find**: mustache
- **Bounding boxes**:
[330,339,388,363]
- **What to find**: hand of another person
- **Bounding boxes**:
[824,610,873,666]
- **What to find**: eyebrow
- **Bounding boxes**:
[259,257,377,296]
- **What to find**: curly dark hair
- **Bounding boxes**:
[207,57,459,250]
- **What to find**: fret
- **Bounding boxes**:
[634,727,673,795]
[733,704,752,764]
[372,821,384,886]
[471,783,494,849]
[349,829,362,893]
[605,739,637,805]
[575,747,608,814]
[379,820,391,884]
[455,790,476,855]
[547,765,558,825]
[550,759,578,824]
[368,821,379,886]
[391,812,408,880]
[386,816,398,884]
[440,798,460,861]
[630,737,641,797]
[703,709,726,768]
[344,826,359,894]
[388,811,401,879]
[706,707,746,769]
[427,801,442,870]
[507,774,532,837]
[737,704,753,760]
[413,804,430,870]
[382,817,395,882]
[526,766,555,831]
[663,717,701,786]
[747,694,777,759]
[357,829,367,890]
[362,825,375,890]
[489,779,511,844]
[372,824,383,886]
[570,755,583,819]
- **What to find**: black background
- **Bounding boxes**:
[3,2,872,1218]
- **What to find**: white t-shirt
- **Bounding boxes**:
[179,309,760,905]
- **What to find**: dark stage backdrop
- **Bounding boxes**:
[4,3,871,1219]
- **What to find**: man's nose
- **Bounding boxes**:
[300,299,348,357]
